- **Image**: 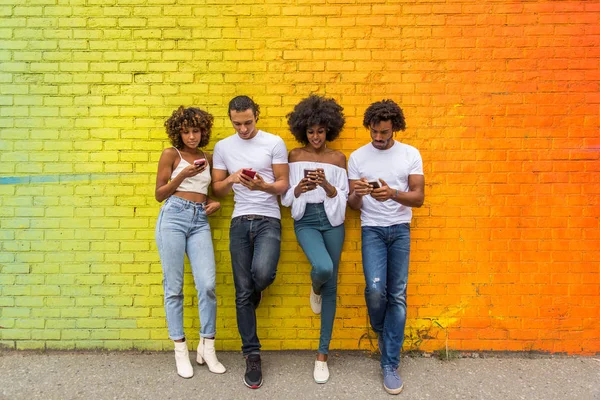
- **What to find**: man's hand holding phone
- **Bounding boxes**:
[238,168,268,192]
[352,178,372,197]
[370,178,394,202]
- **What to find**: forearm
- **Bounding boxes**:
[347,191,363,210]
[155,176,185,202]
[392,189,424,208]
[322,182,337,198]
[212,177,234,198]
[262,179,289,195]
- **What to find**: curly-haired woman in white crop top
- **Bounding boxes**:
[155,106,225,378]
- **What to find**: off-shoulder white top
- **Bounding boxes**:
[281,161,349,227]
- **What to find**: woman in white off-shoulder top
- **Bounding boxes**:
[281,95,348,384]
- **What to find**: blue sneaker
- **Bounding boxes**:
[382,365,404,395]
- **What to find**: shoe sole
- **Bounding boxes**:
[243,377,263,389]
[384,383,404,395]
[196,361,226,374]
[314,377,329,384]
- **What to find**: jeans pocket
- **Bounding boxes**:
[230,216,242,230]
[163,199,186,213]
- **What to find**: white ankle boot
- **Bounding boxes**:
[174,340,194,378]
[197,338,226,374]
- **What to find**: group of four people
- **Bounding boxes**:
[154,95,425,395]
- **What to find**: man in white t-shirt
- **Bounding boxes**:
[212,95,289,390]
[347,99,425,395]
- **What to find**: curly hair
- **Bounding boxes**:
[228,95,260,121]
[362,99,406,132]
[286,95,345,145]
[164,106,213,149]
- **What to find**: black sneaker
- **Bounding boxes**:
[251,291,262,309]
[244,354,263,389]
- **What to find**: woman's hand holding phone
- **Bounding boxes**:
[295,176,317,197]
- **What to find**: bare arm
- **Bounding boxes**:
[249,163,289,195]
[371,175,425,207]
[211,168,235,198]
[155,149,206,202]
[347,178,371,210]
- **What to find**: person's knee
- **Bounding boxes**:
[365,284,386,308]
[198,284,216,302]
[254,267,276,291]
[388,283,407,307]
[312,260,333,284]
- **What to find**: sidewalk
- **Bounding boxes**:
[0,350,598,400]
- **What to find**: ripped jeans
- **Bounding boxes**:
[361,223,410,369]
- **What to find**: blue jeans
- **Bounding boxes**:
[361,223,410,369]
[155,195,217,340]
[294,203,345,355]
[229,214,281,356]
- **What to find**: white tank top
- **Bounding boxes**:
[170,148,211,195]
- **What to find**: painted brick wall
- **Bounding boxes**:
[0,0,598,354]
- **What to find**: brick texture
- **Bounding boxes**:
[0,0,599,354]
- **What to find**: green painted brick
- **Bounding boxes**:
[90,329,121,340]
[3,286,31,296]
[15,319,45,329]
[61,308,91,318]
[76,319,106,329]
[31,308,60,318]
[102,340,134,350]
[31,285,60,296]
[60,286,91,296]
[45,297,75,307]
[15,341,46,350]
[121,308,150,318]
[0,341,16,350]
[105,319,137,329]
[61,330,91,340]
[46,319,76,329]
[120,329,150,340]
[1,329,31,340]
[1,264,31,274]
[31,329,61,340]
[14,296,45,307]
[105,296,134,306]
[0,318,16,329]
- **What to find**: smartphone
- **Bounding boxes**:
[368,180,380,189]
[193,158,206,167]
[242,168,256,179]
[304,169,317,178]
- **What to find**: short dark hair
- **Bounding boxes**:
[286,94,345,145]
[363,99,406,132]
[164,106,213,149]
[228,95,260,121]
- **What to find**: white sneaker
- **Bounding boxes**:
[310,287,322,314]
[313,360,329,384]
[174,341,194,379]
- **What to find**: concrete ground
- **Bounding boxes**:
[0,350,598,400]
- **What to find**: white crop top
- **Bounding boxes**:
[170,148,211,195]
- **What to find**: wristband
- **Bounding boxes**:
[394,189,399,199]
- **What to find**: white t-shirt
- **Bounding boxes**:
[348,141,423,227]
[281,161,348,227]
[213,130,288,219]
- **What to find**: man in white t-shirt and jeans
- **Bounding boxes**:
[347,99,425,395]
[212,95,289,389]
